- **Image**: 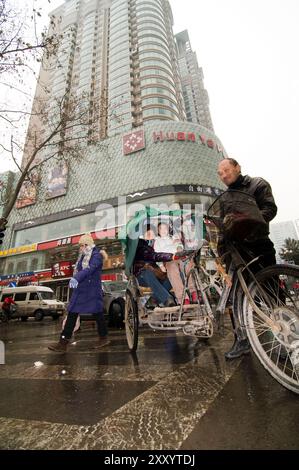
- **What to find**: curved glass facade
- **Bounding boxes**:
[106,0,187,134]
[135,0,184,122]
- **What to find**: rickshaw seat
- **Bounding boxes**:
[139,286,152,295]
[138,286,175,296]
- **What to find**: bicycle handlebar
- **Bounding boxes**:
[173,249,199,260]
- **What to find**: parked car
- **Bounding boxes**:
[102,280,127,328]
[75,280,127,328]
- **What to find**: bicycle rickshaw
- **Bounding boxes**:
[123,194,299,395]
[122,206,223,352]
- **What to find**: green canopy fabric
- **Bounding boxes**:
[119,206,203,277]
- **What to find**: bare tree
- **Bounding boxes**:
[0,1,125,231]
[0,0,62,136]
[0,0,60,78]
[0,0,67,230]
[0,90,104,219]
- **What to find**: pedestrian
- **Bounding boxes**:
[48,233,109,352]
[1,296,16,321]
[217,157,277,359]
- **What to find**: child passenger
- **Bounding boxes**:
[154,222,197,305]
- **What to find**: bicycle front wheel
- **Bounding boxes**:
[243,264,299,394]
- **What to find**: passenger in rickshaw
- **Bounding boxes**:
[133,225,176,308]
[154,222,198,305]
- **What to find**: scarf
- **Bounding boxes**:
[73,245,95,275]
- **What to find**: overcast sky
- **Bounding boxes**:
[3,0,299,223]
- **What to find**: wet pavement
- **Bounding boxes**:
[0,318,298,450]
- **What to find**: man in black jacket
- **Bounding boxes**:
[217,157,277,359]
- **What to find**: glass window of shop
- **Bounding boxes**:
[0,251,46,276]
[13,212,101,247]
[13,192,216,249]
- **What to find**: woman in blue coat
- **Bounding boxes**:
[49,233,109,353]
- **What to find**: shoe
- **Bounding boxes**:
[145,296,158,310]
[48,337,68,353]
[191,292,198,303]
[183,298,190,305]
[164,298,176,308]
[225,338,251,360]
[93,337,111,349]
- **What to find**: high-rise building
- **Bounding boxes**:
[0,0,226,291]
[109,0,186,136]
[24,0,212,148]
[176,30,214,131]
[28,0,187,146]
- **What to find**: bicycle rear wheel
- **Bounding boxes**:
[243,264,299,394]
[125,290,139,352]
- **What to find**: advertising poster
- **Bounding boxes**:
[46,162,68,199]
[16,172,39,209]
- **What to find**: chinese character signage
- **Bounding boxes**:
[123,130,145,155]
[57,237,71,247]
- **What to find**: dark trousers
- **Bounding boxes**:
[137,269,172,305]
[61,311,107,340]
[233,237,276,340]
[239,238,276,273]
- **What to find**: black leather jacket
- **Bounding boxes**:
[227,174,277,237]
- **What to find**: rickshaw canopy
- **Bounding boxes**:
[120,206,203,276]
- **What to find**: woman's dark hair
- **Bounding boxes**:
[143,224,157,235]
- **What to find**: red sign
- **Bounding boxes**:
[0,275,37,286]
[152,131,223,154]
[37,229,116,252]
[37,240,60,251]
[51,261,73,278]
[123,130,145,155]
[36,270,52,282]
[102,274,117,281]
[57,237,71,247]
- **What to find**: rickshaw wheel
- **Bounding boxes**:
[125,290,139,352]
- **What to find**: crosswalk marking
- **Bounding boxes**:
[0,332,242,450]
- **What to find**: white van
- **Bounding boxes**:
[0,286,66,321]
